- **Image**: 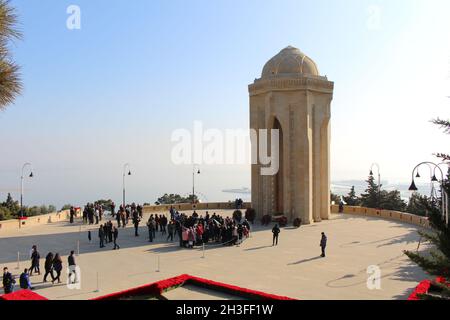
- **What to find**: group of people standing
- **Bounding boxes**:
[2,246,78,294]
[82,203,104,225]
[97,221,120,249]
[114,203,143,229]
[155,207,252,248]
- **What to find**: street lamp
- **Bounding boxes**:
[409,161,449,225]
[20,163,34,218]
[122,163,131,208]
[370,163,381,209]
[192,164,200,204]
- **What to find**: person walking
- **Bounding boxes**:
[99,225,105,248]
[52,253,63,283]
[68,251,77,284]
[107,221,113,243]
[2,267,15,294]
[43,252,55,283]
[70,206,75,223]
[19,269,34,290]
[113,226,120,250]
[320,232,327,257]
[272,224,280,246]
[132,210,140,237]
[29,245,40,276]
[167,221,174,242]
[116,206,122,228]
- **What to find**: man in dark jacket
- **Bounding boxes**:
[272,224,280,246]
[113,226,120,250]
[132,210,140,237]
[99,225,105,248]
[320,232,327,257]
[29,246,40,276]
[2,267,15,294]
[70,206,75,223]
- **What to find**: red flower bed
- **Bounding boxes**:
[186,275,294,300]
[407,280,432,300]
[0,289,47,301]
[408,276,450,300]
[93,274,295,300]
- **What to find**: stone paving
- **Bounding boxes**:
[0,210,429,300]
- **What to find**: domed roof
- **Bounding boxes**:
[261,46,320,78]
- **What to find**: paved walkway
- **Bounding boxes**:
[0,210,429,300]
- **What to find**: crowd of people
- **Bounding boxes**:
[2,202,330,295]
[2,246,78,294]
[159,207,252,248]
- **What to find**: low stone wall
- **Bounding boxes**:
[331,205,429,228]
[0,210,70,233]
[143,202,252,214]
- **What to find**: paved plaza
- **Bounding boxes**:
[0,210,429,300]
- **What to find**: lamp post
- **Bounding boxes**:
[192,164,200,204]
[370,163,381,209]
[408,161,448,225]
[122,163,131,208]
[20,163,34,218]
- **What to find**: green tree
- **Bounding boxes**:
[407,193,432,216]
[2,192,18,213]
[404,117,450,299]
[360,175,380,208]
[0,206,11,220]
[379,190,406,212]
[156,193,198,205]
[0,0,22,110]
[343,186,360,206]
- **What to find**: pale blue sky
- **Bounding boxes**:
[0,0,449,207]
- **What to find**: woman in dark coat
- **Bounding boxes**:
[43,252,55,282]
[52,253,63,283]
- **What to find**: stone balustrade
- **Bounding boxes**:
[0,210,70,233]
[330,204,429,228]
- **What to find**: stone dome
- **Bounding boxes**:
[261,46,320,78]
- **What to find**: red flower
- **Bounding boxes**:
[93,274,295,300]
